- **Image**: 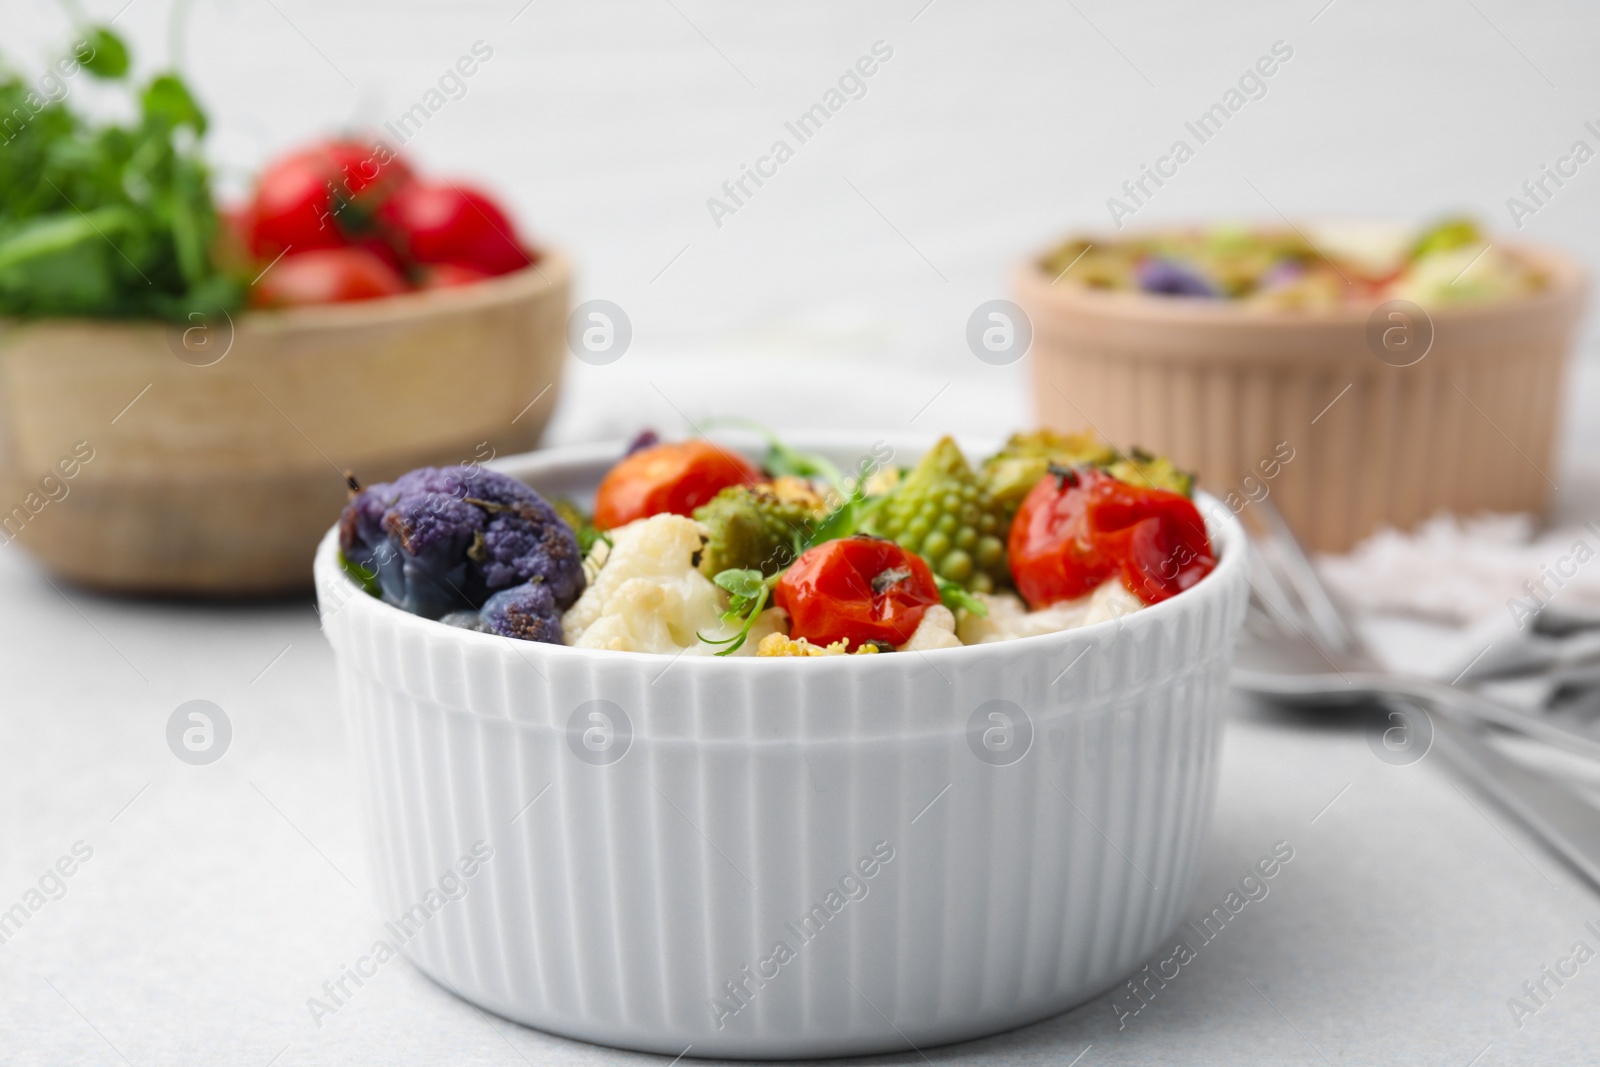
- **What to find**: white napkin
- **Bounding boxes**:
[1317,514,1600,712]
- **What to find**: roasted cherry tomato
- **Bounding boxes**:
[593,440,761,530]
[1008,466,1214,607]
[247,139,412,260]
[376,181,533,276]
[775,536,941,648]
[251,247,408,308]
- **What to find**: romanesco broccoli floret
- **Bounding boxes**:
[861,437,1009,593]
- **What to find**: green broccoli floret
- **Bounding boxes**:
[861,437,1009,593]
[1103,447,1195,497]
[693,481,823,577]
[981,431,1194,510]
[981,430,1114,511]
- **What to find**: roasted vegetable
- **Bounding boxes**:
[593,439,761,530]
[481,580,565,642]
[339,466,584,626]
[1103,447,1196,498]
[861,437,1009,593]
[981,431,1194,512]
[773,536,942,647]
[1009,466,1214,608]
[550,496,608,555]
[692,478,826,578]
[981,430,1112,512]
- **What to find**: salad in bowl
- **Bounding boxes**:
[336,428,1217,659]
[314,431,1248,1057]
[1040,216,1543,310]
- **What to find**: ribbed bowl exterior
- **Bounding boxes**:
[1018,242,1587,553]
[313,441,1250,1059]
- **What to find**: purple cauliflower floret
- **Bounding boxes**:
[625,428,661,455]
[482,581,564,643]
[1137,257,1219,298]
[339,466,584,631]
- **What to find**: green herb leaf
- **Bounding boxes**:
[551,496,610,555]
[79,27,131,79]
[701,568,783,655]
[713,567,765,602]
[0,35,239,320]
[935,574,988,617]
[0,208,134,272]
[699,417,846,490]
[142,73,207,134]
[802,496,859,551]
[338,549,383,598]
[764,440,843,488]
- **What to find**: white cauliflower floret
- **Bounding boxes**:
[562,514,780,655]
[1082,580,1144,626]
[957,581,1144,644]
[897,604,962,651]
[563,515,723,653]
[959,591,1081,644]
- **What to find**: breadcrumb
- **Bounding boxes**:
[757,633,880,657]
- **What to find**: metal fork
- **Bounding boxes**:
[1231,497,1600,892]
[1232,497,1600,762]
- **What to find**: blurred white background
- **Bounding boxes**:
[13,0,1600,447]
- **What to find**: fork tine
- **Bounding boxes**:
[1249,496,1364,658]
[1247,549,1308,637]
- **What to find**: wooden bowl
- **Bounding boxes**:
[0,254,570,596]
[1017,240,1587,552]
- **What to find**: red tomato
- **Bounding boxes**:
[251,248,408,308]
[593,440,761,530]
[376,181,532,275]
[214,204,257,274]
[220,204,253,247]
[1008,466,1215,608]
[775,537,941,648]
[420,263,492,289]
[248,139,412,260]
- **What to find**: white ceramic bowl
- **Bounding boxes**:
[312,435,1250,1059]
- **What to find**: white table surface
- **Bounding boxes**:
[4,352,1600,1067]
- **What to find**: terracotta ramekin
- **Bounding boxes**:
[1016,239,1587,552]
[313,434,1250,1059]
